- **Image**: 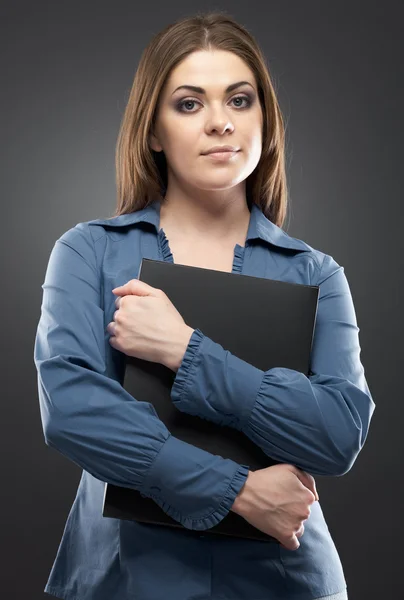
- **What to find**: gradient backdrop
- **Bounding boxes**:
[2,1,403,598]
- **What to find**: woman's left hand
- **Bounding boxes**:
[107,279,194,371]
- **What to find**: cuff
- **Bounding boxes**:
[139,433,250,530]
[171,327,204,403]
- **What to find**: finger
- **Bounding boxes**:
[106,321,117,335]
[301,472,319,502]
[289,466,312,491]
[280,534,300,551]
[295,524,305,538]
[112,279,160,297]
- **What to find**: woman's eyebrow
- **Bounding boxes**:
[171,81,254,95]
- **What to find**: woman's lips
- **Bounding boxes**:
[203,150,240,161]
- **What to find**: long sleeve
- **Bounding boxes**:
[170,253,375,477]
[33,223,249,531]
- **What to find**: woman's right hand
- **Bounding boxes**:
[230,463,319,550]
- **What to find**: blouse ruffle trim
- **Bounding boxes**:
[232,244,245,274]
[147,463,250,531]
[171,327,204,407]
[158,228,174,262]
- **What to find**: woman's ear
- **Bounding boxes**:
[148,130,163,153]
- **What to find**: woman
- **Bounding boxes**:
[34,10,375,600]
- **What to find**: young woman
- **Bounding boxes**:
[34,11,375,600]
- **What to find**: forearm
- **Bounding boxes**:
[170,329,375,477]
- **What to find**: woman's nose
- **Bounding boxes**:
[205,116,234,135]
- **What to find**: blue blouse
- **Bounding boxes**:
[34,199,374,600]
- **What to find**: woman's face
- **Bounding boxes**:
[150,49,264,195]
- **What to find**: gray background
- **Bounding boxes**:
[1,1,402,598]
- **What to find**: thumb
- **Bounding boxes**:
[112,279,160,297]
[291,467,319,502]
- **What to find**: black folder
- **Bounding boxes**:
[102,259,319,543]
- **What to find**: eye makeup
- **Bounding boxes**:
[174,92,255,114]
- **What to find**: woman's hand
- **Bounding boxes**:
[107,279,194,371]
[230,463,319,550]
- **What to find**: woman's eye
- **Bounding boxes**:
[176,94,252,113]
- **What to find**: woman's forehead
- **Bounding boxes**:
[165,51,255,93]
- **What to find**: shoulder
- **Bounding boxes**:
[56,213,128,247]
[265,226,339,286]
[53,211,150,275]
[53,220,107,267]
[252,203,336,280]
[288,235,340,281]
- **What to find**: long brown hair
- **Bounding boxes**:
[114,10,289,228]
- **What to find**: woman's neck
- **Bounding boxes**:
[159,194,251,243]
